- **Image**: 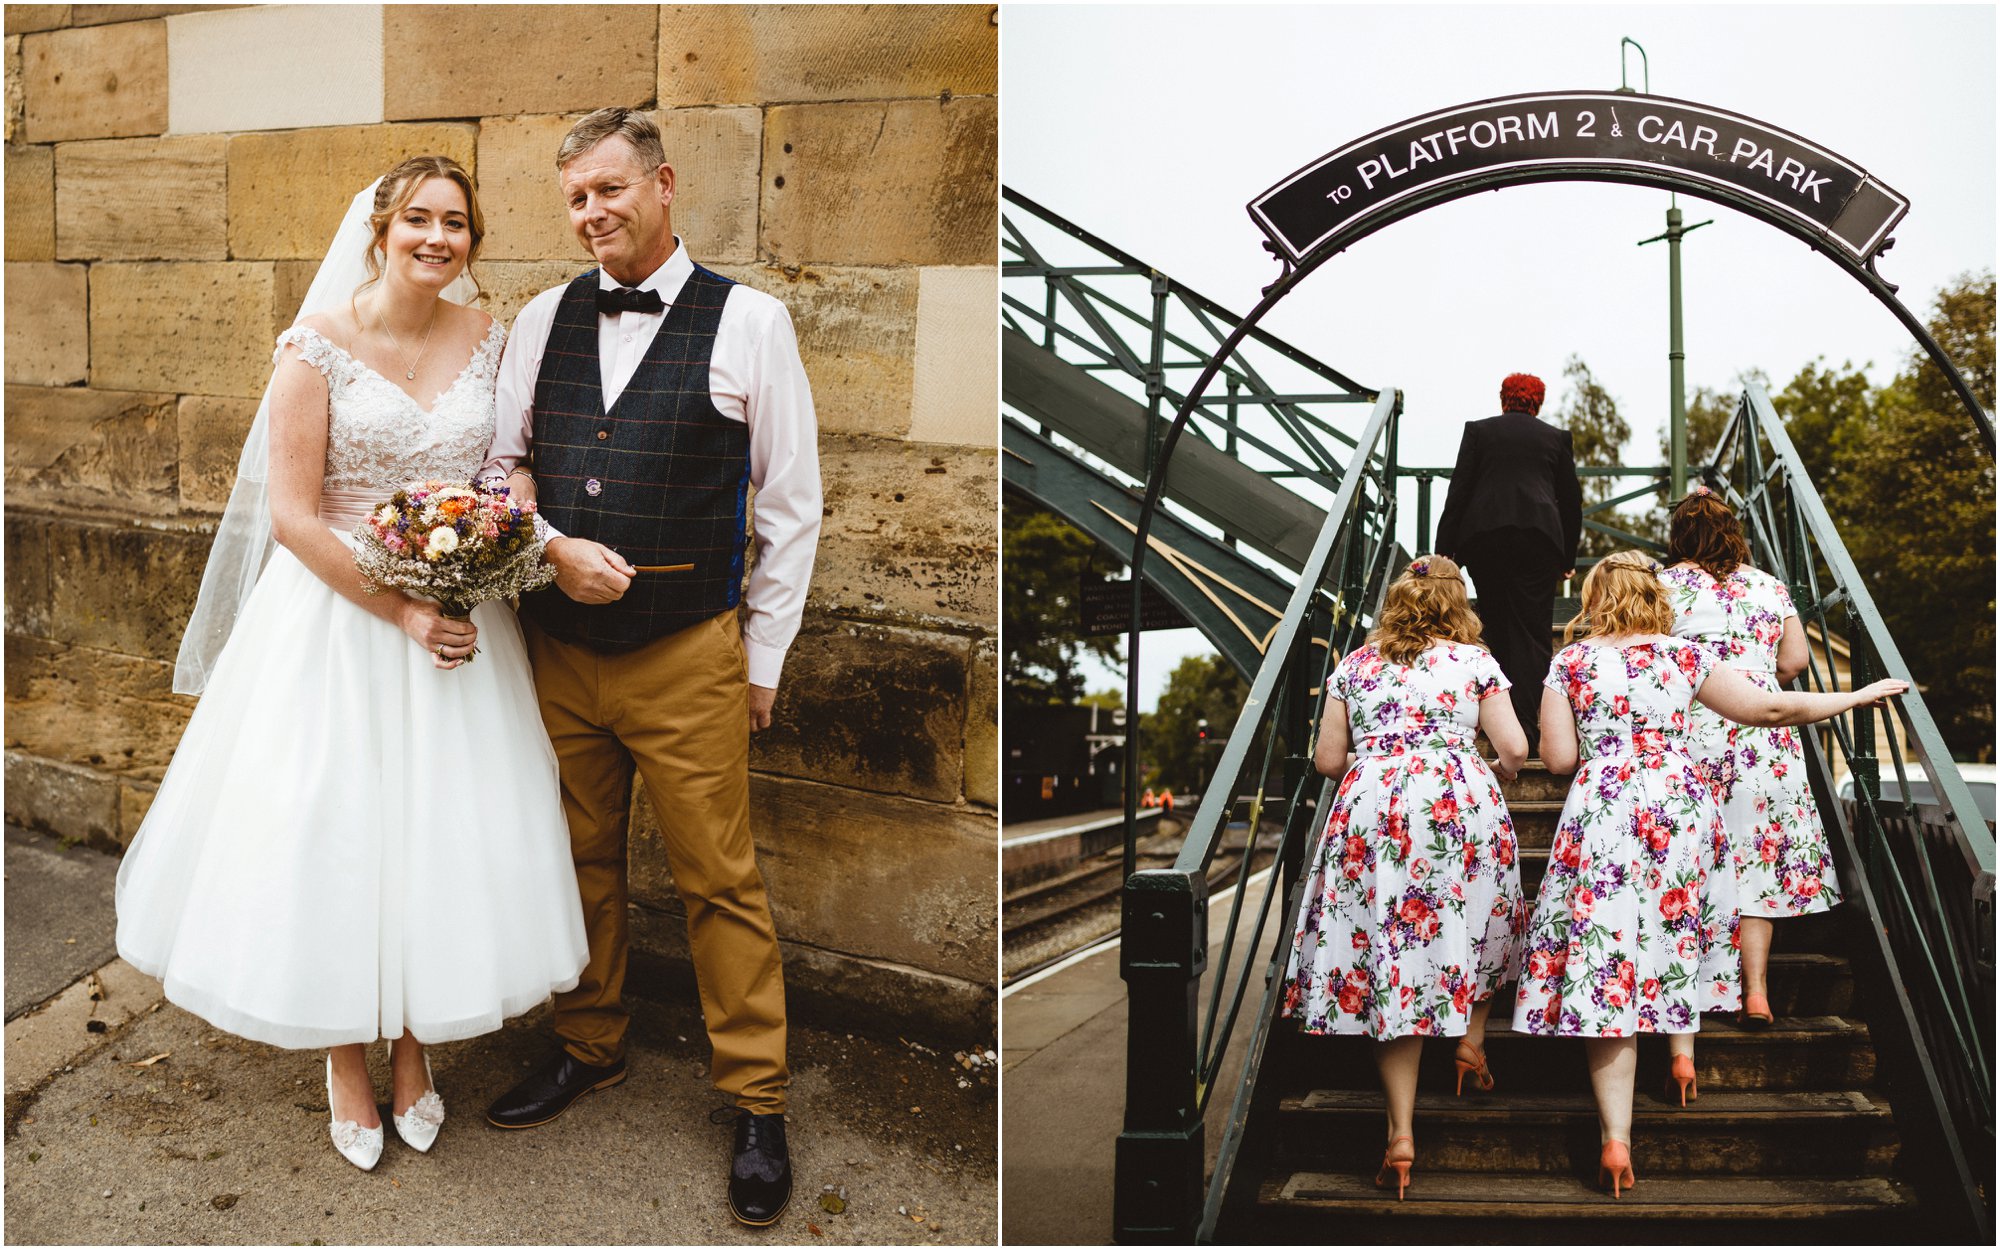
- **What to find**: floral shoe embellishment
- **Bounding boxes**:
[403,1089,446,1129]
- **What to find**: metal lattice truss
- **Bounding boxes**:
[1003,188,1378,571]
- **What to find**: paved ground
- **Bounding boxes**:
[3,834,998,1246]
[999,869,1275,1245]
[6,826,120,1020]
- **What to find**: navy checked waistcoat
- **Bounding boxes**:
[520,265,750,652]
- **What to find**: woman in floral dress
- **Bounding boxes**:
[1515,551,1904,1198]
[1658,488,1828,1030]
[1283,555,1531,1199]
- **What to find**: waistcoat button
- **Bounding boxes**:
[585,478,602,497]
[597,430,610,440]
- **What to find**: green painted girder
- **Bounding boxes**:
[1003,417,1300,682]
[1004,334,1331,574]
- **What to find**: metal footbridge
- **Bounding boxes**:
[1001,187,1993,1243]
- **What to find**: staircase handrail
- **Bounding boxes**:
[1114,389,1402,1243]
[1706,382,1993,1238]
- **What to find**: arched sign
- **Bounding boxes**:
[1251,90,1909,264]
[1121,88,1988,927]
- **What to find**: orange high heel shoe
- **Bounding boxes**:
[1738,991,1774,1029]
[1374,1135,1414,1200]
[1454,1040,1495,1095]
[1666,1052,1697,1107]
[1597,1139,1635,1198]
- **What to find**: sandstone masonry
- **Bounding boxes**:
[1,3,998,1043]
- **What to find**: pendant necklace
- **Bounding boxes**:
[375,299,439,381]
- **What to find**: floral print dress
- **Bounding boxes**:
[1513,640,1741,1037]
[1283,641,1526,1039]
[1660,564,1840,917]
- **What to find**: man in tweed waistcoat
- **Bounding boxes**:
[479,108,821,1227]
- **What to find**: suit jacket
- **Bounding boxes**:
[1433,411,1582,564]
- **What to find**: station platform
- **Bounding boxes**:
[1000,864,1279,1245]
[1001,806,1162,891]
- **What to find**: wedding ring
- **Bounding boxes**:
[437,645,447,659]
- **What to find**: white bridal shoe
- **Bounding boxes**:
[388,1043,446,1153]
[325,1055,383,1171]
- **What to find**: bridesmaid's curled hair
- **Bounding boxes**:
[1366,554,1485,666]
[1666,487,1752,581]
[1566,550,1676,642]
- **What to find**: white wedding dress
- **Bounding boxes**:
[115,321,590,1049]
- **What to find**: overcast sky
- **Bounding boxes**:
[1001,3,1997,712]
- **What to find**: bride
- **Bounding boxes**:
[115,156,590,1171]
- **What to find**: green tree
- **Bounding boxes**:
[1643,376,1764,539]
[1002,495,1121,707]
[1551,355,1637,559]
[1080,688,1125,711]
[1824,273,1995,759]
[1775,358,1874,494]
[1145,653,1249,794]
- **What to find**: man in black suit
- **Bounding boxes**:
[1434,373,1582,752]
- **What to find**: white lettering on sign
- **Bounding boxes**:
[1724,137,1831,201]
[1326,105,1840,209]
[1340,110,1558,199]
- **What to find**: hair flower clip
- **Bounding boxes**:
[1408,557,1430,577]
[1690,483,1713,497]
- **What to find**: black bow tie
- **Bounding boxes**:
[597,286,665,316]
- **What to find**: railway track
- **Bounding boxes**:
[1001,821,1280,985]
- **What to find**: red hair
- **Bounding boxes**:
[1500,372,1545,414]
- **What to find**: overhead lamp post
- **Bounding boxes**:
[1621,37,1713,497]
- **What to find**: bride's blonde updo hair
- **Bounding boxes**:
[1565,549,1676,642]
[358,155,485,298]
[1366,554,1485,665]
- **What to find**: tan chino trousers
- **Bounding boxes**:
[525,609,788,1114]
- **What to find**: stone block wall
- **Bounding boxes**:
[3,4,1000,1041]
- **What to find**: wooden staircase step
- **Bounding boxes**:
[1497,762,1572,804]
[1504,800,1564,848]
[1763,952,1855,1015]
[1277,1087,1897,1174]
[1284,1013,1875,1092]
[1256,1168,1912,1224]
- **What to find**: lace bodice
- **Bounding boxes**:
[274,321,505,520]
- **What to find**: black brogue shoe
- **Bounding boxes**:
[720,1108,792,1226]
[485,1049,626,1129]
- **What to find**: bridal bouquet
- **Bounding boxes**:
[352,480,558,654]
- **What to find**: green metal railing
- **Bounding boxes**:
[1002,188,1375,525]
[1707,384,1994,1238]
[1113,380,1993,1242]
[1113,390,1403,1242]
